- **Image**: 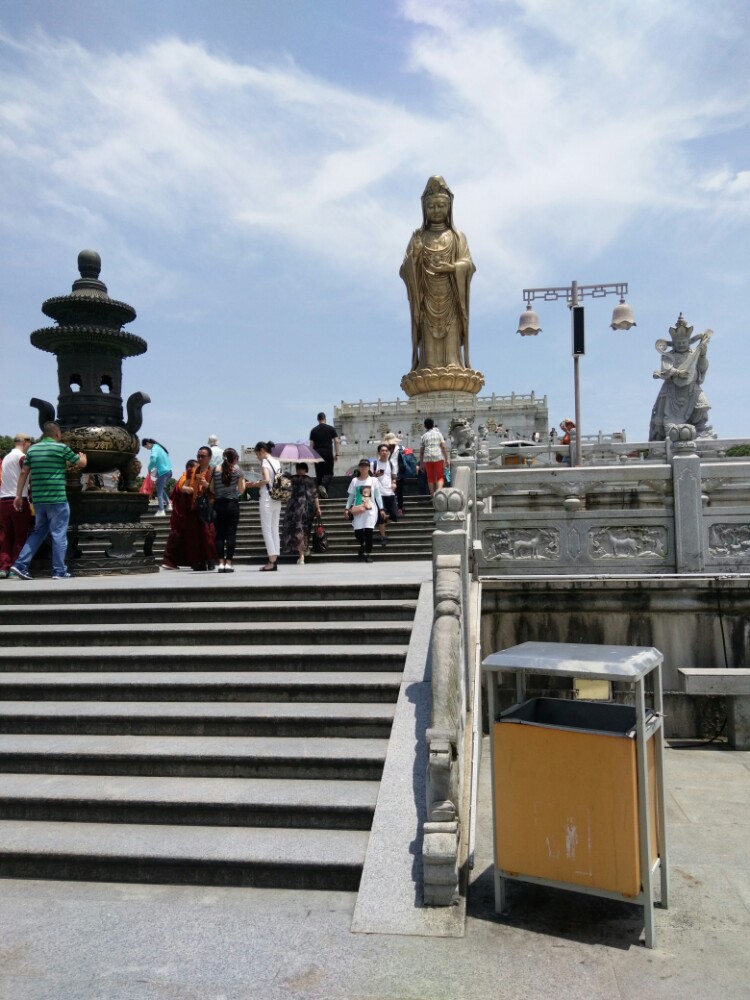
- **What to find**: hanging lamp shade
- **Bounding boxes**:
[611,298,636,330]
[517,306,542,336]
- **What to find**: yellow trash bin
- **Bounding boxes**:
[494,698,660,898]
[482,641,669,948]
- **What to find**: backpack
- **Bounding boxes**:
[399,450,417,476]
[267,461,292,502]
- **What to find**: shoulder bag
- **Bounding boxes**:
[196,490,216,524]
[310,513,328,553]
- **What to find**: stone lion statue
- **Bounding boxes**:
[449,418,476,456]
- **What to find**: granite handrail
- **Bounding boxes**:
[422,463,474,905]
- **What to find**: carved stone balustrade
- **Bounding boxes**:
[423,554,465,906]
[474,446,750,576]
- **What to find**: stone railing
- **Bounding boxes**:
[337,392,543,414]
[432,462,474,683]
[475,438,750,575]
[422,465,474,905]
[487,437,750,470]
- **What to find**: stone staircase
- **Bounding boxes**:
[0,579,421,890]
[144,494,435,565]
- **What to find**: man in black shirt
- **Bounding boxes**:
[309,412,339,498]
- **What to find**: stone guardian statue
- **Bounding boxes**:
[648,314,715,441]
[399,176,484,396]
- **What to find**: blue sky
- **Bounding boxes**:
[1,0,749,469]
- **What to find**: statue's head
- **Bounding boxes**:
[421,175,454,229]
[669,314,693,352]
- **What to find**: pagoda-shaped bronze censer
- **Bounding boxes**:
[28,250,157,574]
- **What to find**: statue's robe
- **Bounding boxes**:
[400,227,475,371]
[649,347,710,440]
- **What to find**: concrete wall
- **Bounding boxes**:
[480,576,750,737]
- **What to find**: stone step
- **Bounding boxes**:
[0,700,396,738]
[157,549,432,566]
[147,525,434,540]
[147,523,436,538]
[0,734,389,779]
[0,773,379,829]
[0,644,409,673]
[144,499,434,518]
[138,496,437,569]
[0,819,368,890]
[0,581,421,607]
[146,511,436,525]
[0,671,402,703]
[0,619,413,648]
[0,574,421,892]
[0,598,418,626]
[145,519,435,535]
[49,550,433,569]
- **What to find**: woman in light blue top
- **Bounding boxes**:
[143,438,173,516]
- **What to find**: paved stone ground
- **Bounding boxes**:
[1,565,749,999]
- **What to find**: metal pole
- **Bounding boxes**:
[573,358,582,467]
[571,282,582,467]
[635,676,656,948]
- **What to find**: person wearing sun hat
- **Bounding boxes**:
[383,432,406,516]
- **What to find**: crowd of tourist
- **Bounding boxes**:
[0,414,451,578]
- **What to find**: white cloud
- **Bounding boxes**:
[2,3,748,295]
[701,167,750,203]
[0,1,747,464]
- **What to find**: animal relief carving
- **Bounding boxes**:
[590,526,667,559]
[484,528,559,561]
[709,524,750,558]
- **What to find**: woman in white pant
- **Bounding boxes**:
[249,441,282,572]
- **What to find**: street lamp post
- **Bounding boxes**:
[517,281,636,466]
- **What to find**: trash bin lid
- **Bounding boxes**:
[482,641,662,682]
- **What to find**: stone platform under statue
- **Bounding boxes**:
[334,391,548,461]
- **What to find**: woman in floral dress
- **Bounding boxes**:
[281,462,321,566]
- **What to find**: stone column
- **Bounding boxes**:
[433,471,472,695]
[670,428,705,573]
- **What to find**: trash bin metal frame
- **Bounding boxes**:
[482,641,670,949]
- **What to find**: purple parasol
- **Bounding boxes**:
[271,442,324,463]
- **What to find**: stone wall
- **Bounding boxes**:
[480,576,749,737]
[333,391,548,466]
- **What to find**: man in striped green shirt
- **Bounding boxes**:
[10,422,87,580]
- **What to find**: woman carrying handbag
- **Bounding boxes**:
[281,462,321,566]
[248,441,282,571]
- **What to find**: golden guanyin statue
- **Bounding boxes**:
[399,176,484,396]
